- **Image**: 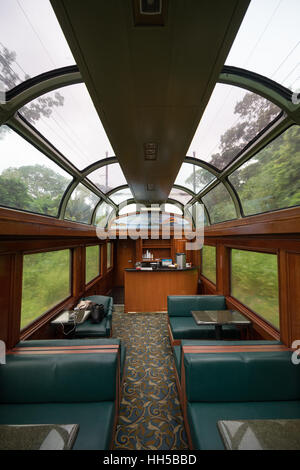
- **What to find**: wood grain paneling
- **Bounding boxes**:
[286,252,300,344]
[124,269,198,312]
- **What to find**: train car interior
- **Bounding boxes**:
[0,0,299,453]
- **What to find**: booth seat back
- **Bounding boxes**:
[168,295,226,317]
[184,351,300,403]
[0,352,118,404]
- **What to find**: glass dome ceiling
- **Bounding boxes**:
[225,0,300,92]
[19,83,115,170]
[0,0,75,91]
[187,83,281,169]
[0,0,299,227]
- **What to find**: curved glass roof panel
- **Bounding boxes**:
[110,187,133,205]
[94,201,114,227]
[229,126,300,216]
[169,188,193,205]
[174,163,216,193]
[187,83,281,170]
[163,203,182,215]
[0,0,75,91]
[187,202,206,227]
[19,83,115,170]
[119,204,138,215]
[0,125,72,216]
[65,183,99,224]
[110,212,191,230]
[225,0,300,92]
[202,183,236,224]
[88,163,127,193]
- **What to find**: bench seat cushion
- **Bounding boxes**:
[0,401,115,450]
[74,318,108,337]
[187,400,300,450]
[169,317,240,340]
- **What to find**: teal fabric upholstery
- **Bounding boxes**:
[74,295,113,338]
[169,317,240,340]
[167,295,240,340]
[187,400,300,450]
[0,402,115,450]
[168,295,227,317]
[17,338,126,380]
[183,350,300,449]
[1,353,117,403]
[173,340,282,382]
[185,350,299,402]
[0,350,119,450]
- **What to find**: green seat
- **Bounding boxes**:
[74,295,113,338]
[17,338,126,380]
[168,295,241,341]
[173,340,282,382]
[184,349,300,449]
[0,401,115,450]
[170,317,240,340]
[0,349,119,450]
[187,400,300,450]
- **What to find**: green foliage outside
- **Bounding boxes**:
[186,93,300,222]
[21,250,71,329]
[0,163,71,216]
[202,245,216,284]
[86,245,100,284]
[231,250,279,329]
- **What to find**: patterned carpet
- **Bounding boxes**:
[112,307,188,450]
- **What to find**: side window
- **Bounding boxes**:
[85,245,101,284]
[231,249,279,329]
[201,245,216,284]
[21,250,71,329]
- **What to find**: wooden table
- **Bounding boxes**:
[218,419,300,450]
[191,309,251,340]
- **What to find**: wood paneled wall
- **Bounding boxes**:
[0,208,115,348]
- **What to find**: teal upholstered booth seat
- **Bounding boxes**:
[74,295,113,338]
[168,295,240,341]
[173,340,282,382]
[17,338,126,380]
[183,349,300,450]
[0,348,119,450]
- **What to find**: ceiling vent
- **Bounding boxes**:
[133,0,167,26]
[144,142,158,160]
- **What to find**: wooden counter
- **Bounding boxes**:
[124,268,198,312]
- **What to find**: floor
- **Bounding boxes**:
[112,305,188,450]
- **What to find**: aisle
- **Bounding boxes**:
[112,307,188,450]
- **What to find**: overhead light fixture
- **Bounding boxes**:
[133,0,167,26]
[144,142,158,160]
